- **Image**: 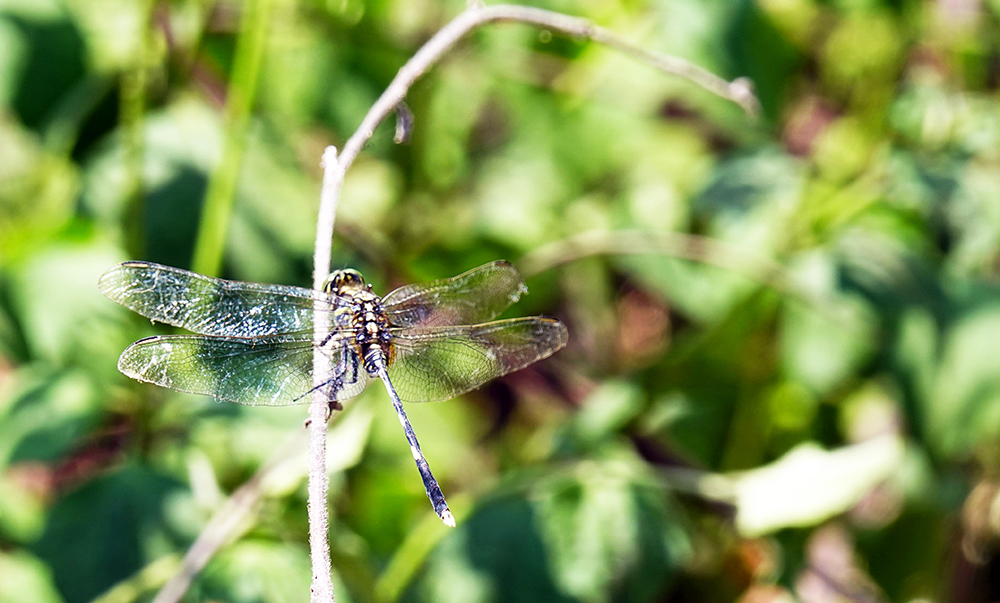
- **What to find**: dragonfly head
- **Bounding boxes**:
[324,269,367,295]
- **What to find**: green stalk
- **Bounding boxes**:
[191,0,272,276]
[119,0,153,259]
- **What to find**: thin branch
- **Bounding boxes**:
[586,29,759,115]
[311,2,759,280]
[517,229,863,325]
[307,376,334,603]
[307,147,343,603]
[149,432,306,603]
[306,5,760,602]
[518,229,787,288]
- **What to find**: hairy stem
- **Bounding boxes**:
[306,4,759,602]
[311,2,759,281]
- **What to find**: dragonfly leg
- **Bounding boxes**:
[296,352,354,418]
[372,359,454,527]
[324,351,361,417]
[323,352,359,417]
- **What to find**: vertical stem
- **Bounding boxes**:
[313,147,342,291]
[307,382,334,602]
[302,6,757,603]
[308,149,341,603]
[191,0,272,276]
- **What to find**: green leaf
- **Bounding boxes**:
[570,380,644,449]
[9,243,129,371]
[780,251,878,396]
[0,117,79,259]
[720,435,906,536]
[33,464,186,603]
[0,550,63,603]
[926,308,1000,457]
[418,496,573,603]
[532,457,689,603]
[0,469,46,543]
[195,540,318,603]
[0,368,98,470]
[419,453,690,603]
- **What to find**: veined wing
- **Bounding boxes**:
[99,261,338,337]
[382,261,527,328]
[387,317,568,402]
[117,334,369,405]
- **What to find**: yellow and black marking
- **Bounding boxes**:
[324,269,396,375]
[102,259,567,528]
[323,268,453,525]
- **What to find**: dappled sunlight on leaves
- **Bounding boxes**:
[3,0,1000,600]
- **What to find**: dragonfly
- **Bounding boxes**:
[99,260,568,526]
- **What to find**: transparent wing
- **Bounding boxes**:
[99,261,338,337]
[382,261,527,328]
[387,317,568,402]
[117,334,369,405]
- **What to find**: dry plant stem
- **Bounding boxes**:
[312,3,760,277]
[307,389,334,603]
[518,230,787,286]
[151,433,305,603]
[518,230,861,324]
[92,556,180,603]
[306,4,760,600]
[307,147,342,603]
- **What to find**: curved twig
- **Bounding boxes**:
[518,229,786,287]
[312,2,759,282]
[307,5,759,602]
[149,433,306,603]
[517,229,863,325]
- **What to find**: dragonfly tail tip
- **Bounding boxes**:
[441,510,456,527]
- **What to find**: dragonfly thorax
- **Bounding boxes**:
[321,268,393,375]
[337,286,394,376]
[102,255,567,528]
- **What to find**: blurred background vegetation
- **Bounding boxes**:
[2,0,1000,601]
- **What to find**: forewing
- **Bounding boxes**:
[382,261,527,328]
[99,261,332,337]
[117,335,369,405]
[387,317,568,402]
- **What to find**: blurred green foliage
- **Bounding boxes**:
[2,0,1000,601]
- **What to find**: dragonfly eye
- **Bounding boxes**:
[325,269,366,294]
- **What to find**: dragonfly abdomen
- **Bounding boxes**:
[102,260,567,527]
